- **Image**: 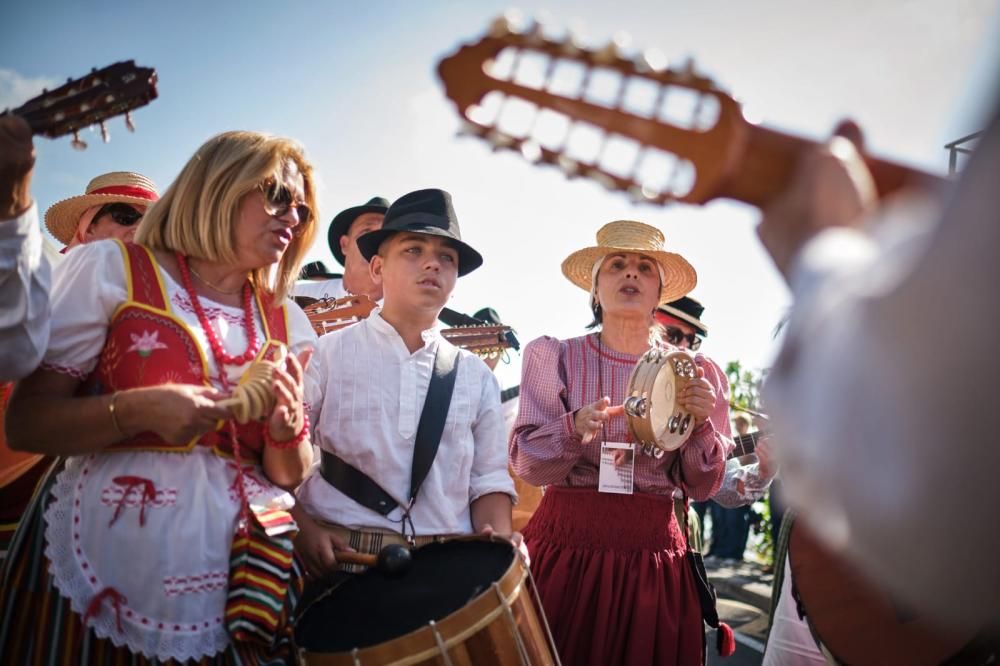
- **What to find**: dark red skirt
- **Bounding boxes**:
[523,486,704,666]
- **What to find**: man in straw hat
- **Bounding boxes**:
[294,195,389,302]
[510,220,736,664]
[293,189,515,645]
[44,171,158,252]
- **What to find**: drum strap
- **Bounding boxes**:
[319,343,460,519]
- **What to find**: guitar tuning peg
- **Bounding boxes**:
[525,19,546,44]
[486,129,515,149]
[592,41,621,65]
[457,120,484,138]
[586,169,617,191]
[125,112,136,132]
[488,15,513,37]
[71,131,88,151]
[557,155,579,176]
[489,9,525,37]
[520,140,543,163]
[100,122,110,143]
[634,48,668,74]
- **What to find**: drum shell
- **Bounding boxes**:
[301,537,557,666]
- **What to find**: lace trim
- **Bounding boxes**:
[44,456,231,661]
[40,361,89,380]
[171,292,244,326]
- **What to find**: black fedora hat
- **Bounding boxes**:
[299,260,342,281]
[327,196,390,266]
[356,188,483,276]
[657,295,708,337]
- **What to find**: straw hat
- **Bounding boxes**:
[561,220,697,305]
[45,171,159,245]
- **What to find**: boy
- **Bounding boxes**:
[295,188,515,582]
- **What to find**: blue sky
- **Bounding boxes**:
[2,0,996,387]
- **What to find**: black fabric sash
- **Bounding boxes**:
[319,342,460,517]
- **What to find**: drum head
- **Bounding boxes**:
[297,539,514,653]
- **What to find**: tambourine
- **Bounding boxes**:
[623,349,698,457]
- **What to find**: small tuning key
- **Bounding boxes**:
[100,122,110,143]
[71,131,88,151]
[125,112,136,132]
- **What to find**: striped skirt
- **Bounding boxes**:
[0,460,303,665]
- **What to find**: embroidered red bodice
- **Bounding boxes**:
[81,242,290,462]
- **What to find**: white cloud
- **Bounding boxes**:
[0,68,61,112]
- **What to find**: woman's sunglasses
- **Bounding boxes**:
[260,180,311,227]
[664,326,702,351]
[95,203,143,227]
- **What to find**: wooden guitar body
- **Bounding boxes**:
[788,521,974,665]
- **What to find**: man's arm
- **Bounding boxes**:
[0,116,49,381]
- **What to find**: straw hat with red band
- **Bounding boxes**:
[45,172,159,246]
[561,220,697,305]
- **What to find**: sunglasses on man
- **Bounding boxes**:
[663,326,702,351]
[95,203,144,227]
[260,180,312,228]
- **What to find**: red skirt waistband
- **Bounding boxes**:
[523,485,685,553]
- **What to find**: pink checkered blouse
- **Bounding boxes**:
[510,333,731,499]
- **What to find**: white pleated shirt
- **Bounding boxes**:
[299,310,516,536]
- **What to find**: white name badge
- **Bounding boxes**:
[598,441,635,495]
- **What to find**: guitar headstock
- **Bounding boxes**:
[441,324,516,358]
[437,15,750,206]
[300,294,377,337]
[7,61,158,150]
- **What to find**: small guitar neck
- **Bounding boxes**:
[728,430,762,460]
[723,125,944,208]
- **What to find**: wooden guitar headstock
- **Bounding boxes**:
[300,294,377,337]
[438,16,942,208]
[441,324,516,358]
[6,60,158,150]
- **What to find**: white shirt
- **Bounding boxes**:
[299,310,516,536]
[762,118,1000,630]
[0,204,51,380]
[293,277,346,301]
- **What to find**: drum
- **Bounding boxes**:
[298,537,559,665]
[623,348,697,456]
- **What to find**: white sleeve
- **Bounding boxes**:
[469,359,517,504]
[286,298,322,418]
[0,204,51,380]
[762,121,1000,629]
[41,240,127,378]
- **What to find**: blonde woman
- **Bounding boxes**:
[510,221,732,666]
[2,131,318,663]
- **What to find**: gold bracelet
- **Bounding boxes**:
[109,392,126,439]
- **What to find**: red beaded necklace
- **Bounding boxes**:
[176,253,260,367]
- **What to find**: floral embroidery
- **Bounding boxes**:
[126,330,169,357]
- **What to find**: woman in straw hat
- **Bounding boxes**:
[45,171,159,251]
[510,220,733,666]
[2,131,319,664]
